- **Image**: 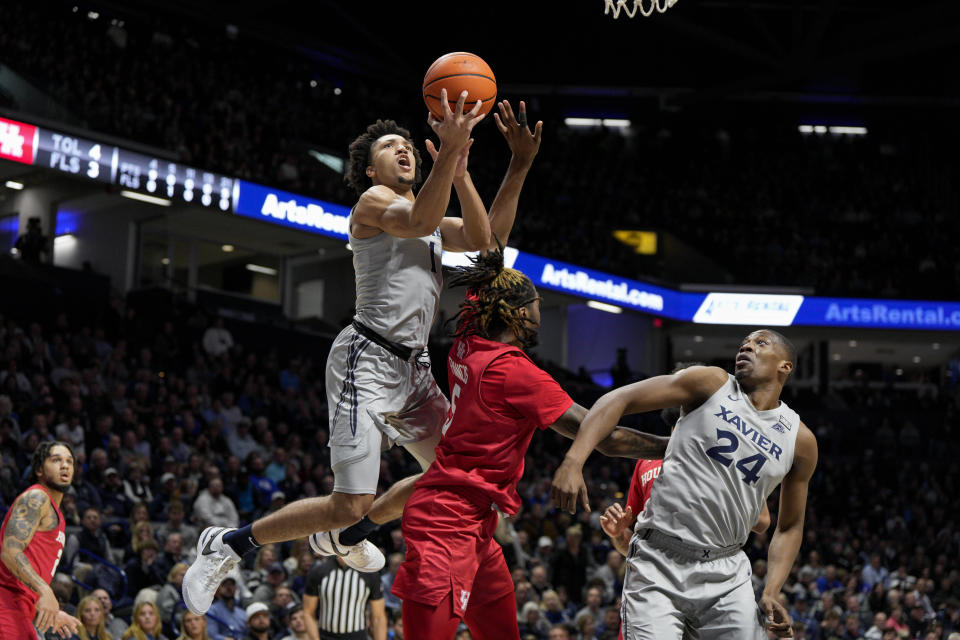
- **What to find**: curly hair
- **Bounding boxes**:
[447,245,540,348]
[345,119,423,195]
[30,440,74,482]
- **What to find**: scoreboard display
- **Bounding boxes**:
[0,115,235,211]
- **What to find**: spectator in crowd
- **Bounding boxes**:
[207,577,247,640]
[100,468,133,517]
[75,594,111,640]
[865,612,888,640]
[155,501,199,550]
[574,585,605,629]
[250,562,287,604]
[276,605,309,640]
[192,478,239,528]
[93,589,129,639]
[547,624,571,640]
[540,590,570,627]
[122,601,167,640]
[242,602,272,640]
[157,563,189,631]
[381,552,403,616]
[149,473,179,521]
[550,525,590,608]
[125,520,158,562]
[590,550,622,604]
[124,539,166,598]
[123,462,153,505]
[67,506,114,564]
[518,600,549,639]
[156,533,189,579]
[864,554,892,590]
[817,565,844,595]
[175,610,212,640]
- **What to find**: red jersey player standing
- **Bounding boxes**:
[0,441,81,638]
[391,248,670,640]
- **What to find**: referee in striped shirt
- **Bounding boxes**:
[303,556,387,640]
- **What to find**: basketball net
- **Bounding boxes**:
[604,0,678,18]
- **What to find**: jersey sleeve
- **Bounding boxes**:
[304,564,323,597]
[366,571,384,600]
[481,352,573,429]
[625,460,646,515]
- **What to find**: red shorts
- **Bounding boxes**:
[0,588,37,639]
[391,486,514,617]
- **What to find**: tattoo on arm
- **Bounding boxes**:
[598,428,669,459]
[1,490,50,594]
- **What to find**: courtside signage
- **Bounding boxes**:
[693,293,804,326]
[0,116,37,165]
[796,297,960,330]
[233,180,350,238]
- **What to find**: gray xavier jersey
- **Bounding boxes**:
[635,373,800,549]
[350,210,443,350]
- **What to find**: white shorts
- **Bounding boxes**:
[326,324,449,494]
[621,535,766,640]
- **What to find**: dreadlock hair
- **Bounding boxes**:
[30,440,74,481]
[447,244,540,348]
[345,119,423,195]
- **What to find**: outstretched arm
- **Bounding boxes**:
[486,100,542,247]
[0,489,60,632]
[431,139,492,252]
[760,423,818,637]
[549,403,669,459]
[551,366,727,513]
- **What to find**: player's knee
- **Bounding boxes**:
[333,492,375,523]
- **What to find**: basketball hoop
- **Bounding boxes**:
[604,0,678,19]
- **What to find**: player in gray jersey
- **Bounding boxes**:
[552,329,818,639]
[183,89,544,616]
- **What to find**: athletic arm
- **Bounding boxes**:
[0,489,59,630]
[485,100,542,247]
[369,598,387,640]
[760,423,818,636]
[549,403,669,459]
[302,594,321,640]
[435,140,493,252]
[354,90,482,239]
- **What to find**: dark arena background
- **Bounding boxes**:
[1,1,959,638]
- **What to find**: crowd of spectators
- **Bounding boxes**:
[3,1,960,300]
[0,287,956,640]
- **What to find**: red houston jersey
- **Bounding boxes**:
[625,459,663,517]
[0,485,66,604]
[418,334,573,515]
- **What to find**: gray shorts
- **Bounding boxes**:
[326,324,449,495]
[621,536,766,640]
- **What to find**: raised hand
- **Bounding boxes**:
[493,100,543,166]
[428,89,486,154]
[599,503,634,539]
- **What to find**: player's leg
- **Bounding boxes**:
[462,537,521,640]
[339,373,447,545]
[692,555,766,640]
[183,328,385,615]
[620,542,689,640]
[402,594,462,640]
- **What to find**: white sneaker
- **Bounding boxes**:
[309,529,385,573]
[182,527,242,615]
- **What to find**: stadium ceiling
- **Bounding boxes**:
[127,0,960,103]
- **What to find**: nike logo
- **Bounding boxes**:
[328,532,349,558]
[201,528,225,556]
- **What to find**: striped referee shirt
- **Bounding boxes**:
[304,557,383,640]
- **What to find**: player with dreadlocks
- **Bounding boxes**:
[391,248,672,640]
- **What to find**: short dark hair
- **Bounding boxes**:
[346,119,423,194]
[764,329,797,371]
[30,440,74,481]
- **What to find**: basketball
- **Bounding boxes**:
[422,52,497,120]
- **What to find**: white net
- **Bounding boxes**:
[604,0,679,18]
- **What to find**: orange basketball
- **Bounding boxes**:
[422,52,497,120]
